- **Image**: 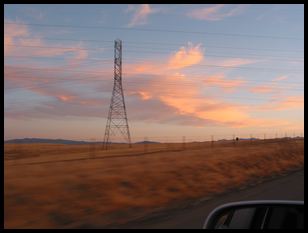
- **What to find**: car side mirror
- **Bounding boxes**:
[203,200,304,229]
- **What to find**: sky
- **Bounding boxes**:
[4,4,304,142]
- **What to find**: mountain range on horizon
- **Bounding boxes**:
[4,138,161,145]
[5,136,298,145]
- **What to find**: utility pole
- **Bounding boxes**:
[103,39,132,150]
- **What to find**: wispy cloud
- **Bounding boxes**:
[273,75,288,82]
[250,85,274,94]
[168,42,204,69]
[249,75,291,94]
[127,4,161,27]
[259,96,304,111]
[209,57,257,67]
[5,37,300,130]
[125,42,205,74]
[203,73,246,92]
[21,7,45,21]
[187,4,247,21]
[5,19,89,65]
[4,20,29,55]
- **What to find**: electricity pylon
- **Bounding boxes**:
[103,39,132,149]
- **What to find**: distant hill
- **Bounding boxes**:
[217,138,259,141]
[4,138,161,145]
[239,138,259,140]
[134,140,160,144]
[4,138,92,145]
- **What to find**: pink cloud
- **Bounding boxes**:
[208,57,257,67]
[124,43,257,78]
[4,64,110,110]
[203,73,246,91]
[22,7,45,21]
[57,95,76,102]
[125,43,204,75]
[5,62,300,130]
[5,99,108,120]
[159,95,248,125]
[127,4,154,27]
[167,43,204,69]
[136,91,152,100]
[250,85,274,94]
[4,20,29,55]
[125,61,162,75]
[4,20,88,62]
[116,45,295,128]
[124,72,260,127]
[123,67,298,128]
[273,75,288,82]
[5,33,299,131]
[187,4,246,21]
[260,96,304,111]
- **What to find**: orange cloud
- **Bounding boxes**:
[57,95,75,102]
[127,61,160,75]
[203,73,246,91]
[121,44,294,128]
[4,20,88,62]
[4,20,29,55]
[168,43,204,69]
[127,4,154,27]
[125,43,205,75]
[124,70,254,127]
[273,75,288,82]
[125,43,257,78]
[6,28,299,131]
[260,96,304,111]
[124,67,298,128]
[138,91,152,100]
[160,95,248,125]
[158,91,280,128]
[212,58,257,67]
[250,85,274,93]
[18,37,89,60]
[237,118,294,129]
[187,4,246,21]
[159,93,296,128]
[6,62,300,130]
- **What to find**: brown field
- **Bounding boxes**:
[4,138,304,228]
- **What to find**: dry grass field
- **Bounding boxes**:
[4,138,304,228]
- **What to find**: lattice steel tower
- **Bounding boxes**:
[103,39,131,149]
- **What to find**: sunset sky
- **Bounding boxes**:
[4,4,304,142]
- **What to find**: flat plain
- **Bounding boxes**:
[4,138,304,228]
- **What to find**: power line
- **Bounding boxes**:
[123,46,304,60]
[5,55,113,62]
[5,55,303,73]
[5,44,304,61]
[9,36,304,53]
[4,61,303,73]
[6,44,108,51]
[3,55,303,73]
[123,42,304,54]
[5,87,304,103]
[5,83,304,103]
[4,65,304,86]
[5,71,304,93]
[5,22,304,40]
[5,77,303,92]
[4,68,304,88]
[123,49,304,62]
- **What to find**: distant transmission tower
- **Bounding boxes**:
[103,39,132,149]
